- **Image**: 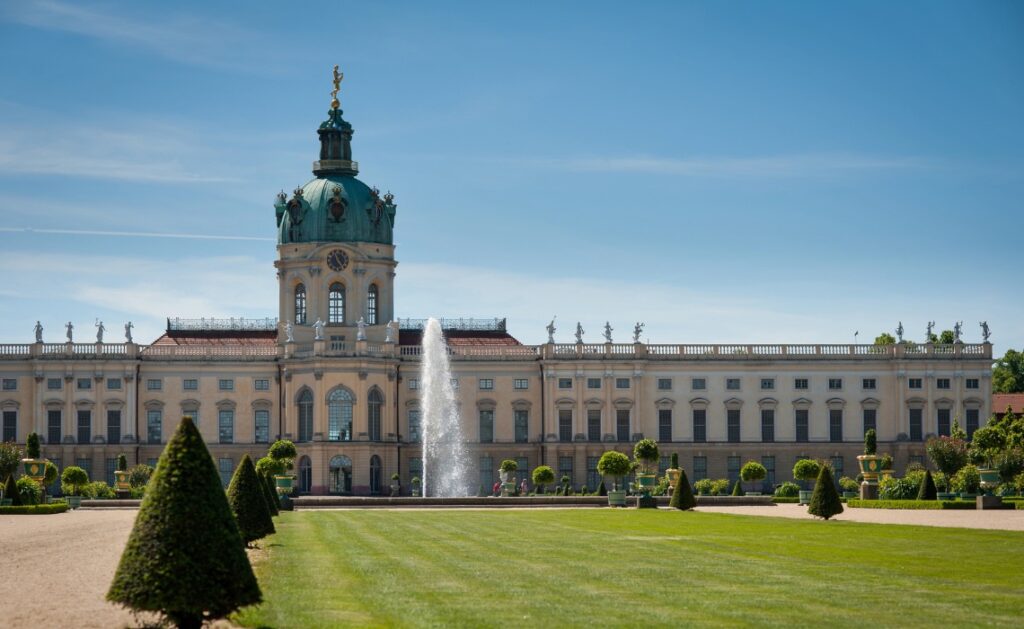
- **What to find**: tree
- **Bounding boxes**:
[938,330,955,344]
[128,464,153,488]
[864,429,877,455]
[26,432,41,459]
[4,473,21,506]
[668,467,696,510]
[807,465,844,520]
[993,349,1024,393]
[117,453,129,472]
[61,466,90,496]
[633,439,659,474]
[926,435,969,477]
[531,465,555,494]
[740,461,767,492]
[732,479,743,496]
[917,469,937,500]
[268,440,297,470]
[793,459,821,488]
[227,454,275,546]
[596,451,631,491]
[107,417,261,629]
[874,332,896,345]
[0,441,21,482]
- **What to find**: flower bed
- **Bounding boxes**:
[847,499,974,510]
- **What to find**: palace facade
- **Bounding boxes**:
[0,83,994,495]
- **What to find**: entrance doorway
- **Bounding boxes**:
[329,454,353,494]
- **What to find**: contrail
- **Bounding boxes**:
[0,227,275,242]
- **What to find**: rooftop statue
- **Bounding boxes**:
[34,321,42,343]
[385,320,397,344]
[546,317,556,344]
[284,320,294,343]
[896,321,904,343]
[575,322,584,344]
[66,321,74,343]
[331,64,344,109]
[926,321,935,342]
[953,321,963,342]
[357,317,367,341]
[313,318,325,340]
[125,321,134,343]
[603,321,613,343]
[980,321,991,342]
[96,320,105,343]
[633,322,645,343]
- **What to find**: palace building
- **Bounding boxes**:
[0,79,994,496]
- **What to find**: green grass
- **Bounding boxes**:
[236,509,1024,628]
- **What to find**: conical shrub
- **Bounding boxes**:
[597,481,607,496]
[669,468,696,510]
[261,472,279,516]
[732,479,743,496]
[5,474,22,506]
[228,454,275,545]
[808,465,844,520]
[107,417,260,628]
[917,469,937,501]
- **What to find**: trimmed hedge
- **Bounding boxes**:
[847,499,978,510]
[227,454,275,545]
[0,503,69,515]
[771,497,800,504]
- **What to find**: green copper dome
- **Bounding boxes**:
[275,104,396,245]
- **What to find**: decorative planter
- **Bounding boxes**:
[607,489,627,507]
[857,455,881,482]
[842,491,857,500]
[21,458,47,483]
[978,468,1000,489]
[636,474,657,495]
[114,470,130,493]
[67,495,82,509]
[666,468,681,487]
[798,490,813,505]
[274,475,295,495]
[936,492,956,501]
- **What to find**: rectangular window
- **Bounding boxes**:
[692,378,706,391]
[862,378,876,390]
[479,410,494,443]
[514,410,529,443]
[657,378,672,391]
[727,409,741,442]
[693,456,708,482]
[659,455,670,475]
[107,377,121,390]
[478,378,494,391]
[909,378,922,389]
[966,409,979,438]
[254,379,270,391]
[937,408,951,437]
[863,408,876,437]
[147,379,162,391]
[219,410,234,444]
[47,378,62,390]
[218,379,234,391]
[615,378,630,389]
[2,411,16,442]
[514,378,529,390]
[829,409,843,442]
[760,378,775,390]
[587,456,601,491]
[587,378,601,389]
[75,457,92,480]
[1,378,16,391]
[794,378,809,390]
[218,458,233,488]
[558,378,572,389]
[408,409,421,443]
[727,456,741,485]
[762,455,776,488]
[795,409,809,443]
[616,409,630,442]
[408,378,419,390]
[587,409,601,442]
[408,458,422,484]
[479,456,493,492]
[105,457,117,486]
[147,410,162,444]
[726,378,741,391]
[558,409,573,442]
[692,409,706,443]
[909,408,923,441]
[966,378,979,390]
[255,409,270,444]
[658,409,672,442]
[761,409,774,442]
[828,378,842,391]
[77,378,91,390]
[183,378,198,391]
[107,409,121,445]
[77,410,91,445]
[516,456,529,486]
[47,410,61,444]
[558,456,573,486]
[936,378,951,390]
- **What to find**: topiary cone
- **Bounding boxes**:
[732,479,743,496]
[228,454,275,545]
[807,465,844,520]
[5,474,22,506]
[918,469,938,501]
[261,472,280,516]
[106,417,260,628]
[668,468,696,510]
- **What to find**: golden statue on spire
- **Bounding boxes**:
[330,65,344,109]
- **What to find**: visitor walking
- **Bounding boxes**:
[520,479,528,496]
[492,480,501,497]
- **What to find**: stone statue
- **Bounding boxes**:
[896,321,904,343]
[546,317,556,344]
[95,320,105,343]
[603,321,613,343]
[980,321,991,342]
[575,322,584,344]
[124,321,134,343]
[34,321,43,343]
[331,64,344,109]
[65,321,73,343]
[313,318,325,340]
[356,317,367,341]
[385,320,397,343]
[953,321,963,342]
[926,321,935,342]
[633,322,645,343]
[284,320,295,343]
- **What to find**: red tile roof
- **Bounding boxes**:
[150,331,278,346]
[398,329,522,347]
[992,393,1024,414]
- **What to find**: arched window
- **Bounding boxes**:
[294,283,307,325]
[298,455,312,494]
[297,388,313,442]
[328,283,345,324]
[368,388,383,441]
[369,455,382,495]
[367,284,379,325]
[328,387,354,441]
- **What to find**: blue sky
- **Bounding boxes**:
[0,1,1021,353]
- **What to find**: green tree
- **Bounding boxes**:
[740,460,767,492]
[807,465,844,520]
[938,330,955,344]
[531,465,555,494]
[128,464,154,488]
[268,440,297,470]
[61,466,90,496]
[732,479,743,496]
[4,473,22,506]
[0,441,21,482]
[668,468,696,510]
[227,454,275,546]
[917,469,937,500]
[107,417,261,628]
[596,451,631,491]
[874,332,896,345]
[117,453,129,472]
[926,435,969,477]
[26,432,40,459]
[993,349,1024,393]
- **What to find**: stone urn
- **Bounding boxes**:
[21,458,47,484]
[978,468,1000,493]
[636,473,658,508]
[666,467,681,495]
[114,470,131,495]
[607,488,627,507]
[499,469,516,497]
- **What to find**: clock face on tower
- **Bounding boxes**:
[326,249,349,271]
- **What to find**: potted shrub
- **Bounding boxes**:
[41,460,58,502]
[114,453,130,497]
[694,478,713,496]
[390,473,401,497]
[857,429,882,494]
[666,453,681,492]
[597,451,631,507]
[711,478,730,496]
[970,426,1005,492]
[793,459,821,505]
[880,453,894,478]
[61,465,90,509]
[950,464,981,499]
[531,465,555,496]
[740,461,767,495]
[410,476,421,497]
[933,471,955,500]
[499,459,518,496]
[632,439,660,507]
[268,439,297,500]
[21,432,47,484]
[838,476,859,499]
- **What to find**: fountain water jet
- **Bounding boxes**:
[420,318,471,497]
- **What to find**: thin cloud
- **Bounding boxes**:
[0,227,275,242]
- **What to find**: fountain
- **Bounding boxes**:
[420,318,471,497]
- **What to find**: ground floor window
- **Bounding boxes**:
[2,410,16,442]
[693,456,707,482]
[409,458,422,485]
[830,456,844,482]
[218,458,233,488]
[516,457,529,488]
[727,456,740,485]
[298,455,312,493]
[105,457,117,486]
[369,455,382,495]
[479,456,493,494]
[558,456,573,488]
[587,456,600,491]
[762,455,775,491]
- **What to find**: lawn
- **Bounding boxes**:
[235,509,1024,628]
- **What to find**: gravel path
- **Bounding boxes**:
[0,510,153,628]
[698,502,1024,530]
